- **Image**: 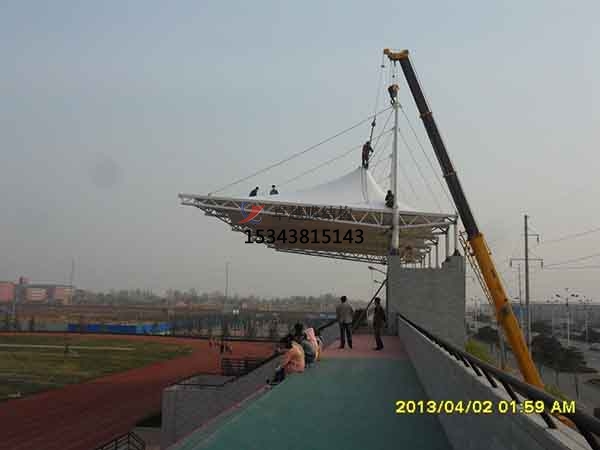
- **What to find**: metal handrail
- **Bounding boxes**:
[174,352,280,388]
[398,313,600,450]
[317,319,337,332]
[221,356,265,375]
[95,431,145,450]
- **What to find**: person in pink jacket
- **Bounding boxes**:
[304,327,321,361]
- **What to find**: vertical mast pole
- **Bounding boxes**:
[524,214,531,351]
[391,98,400,254]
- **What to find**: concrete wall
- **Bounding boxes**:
[161,356,279,449]
[162,322,339,449]
[397,316,591,450]
[388,254,466,347]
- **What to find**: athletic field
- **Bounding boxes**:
[0,333,193,400]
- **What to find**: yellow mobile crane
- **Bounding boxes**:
[384,48,544,388]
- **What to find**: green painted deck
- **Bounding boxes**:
[173,335,451,450]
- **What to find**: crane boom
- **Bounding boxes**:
[384,48,543,387]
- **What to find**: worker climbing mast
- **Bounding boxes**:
[384,48,544,387]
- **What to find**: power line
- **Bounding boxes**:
[540,225,600,245]
[397,122,443,211]
[544,265,600,271]
[545,251,600,268]
[209,106,392,195]
[399,105,454,207]
[279,127,394,187]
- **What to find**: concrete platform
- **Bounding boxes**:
[171,335,451,450]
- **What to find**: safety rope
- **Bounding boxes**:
[399,105,454,207]
[208,106,392,195]
[397,120,443,212]
[360,166,368,203]
[367,56,386,150]
[279,127,393,187]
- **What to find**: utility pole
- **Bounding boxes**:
[225,262,230,300]
[509,214,541,353]
[68,258,75,304]
[516,264,523,330]
[524,215,531,350]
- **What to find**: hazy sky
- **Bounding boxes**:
[1,1,599,303]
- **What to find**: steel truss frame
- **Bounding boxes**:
[179,193,456,262]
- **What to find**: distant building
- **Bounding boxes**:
[0,282,15,303]
[12,277,74,305]
[46,285,74,305]
[24,287,47,303]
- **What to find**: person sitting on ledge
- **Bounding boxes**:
[315,329,324,358]
[297,332,316,367]
[305,327,321,361]
[270,334,305,384]
[249,186,259,197]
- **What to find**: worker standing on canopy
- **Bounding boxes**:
[362,141,374,169]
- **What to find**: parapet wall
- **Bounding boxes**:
[161,323,338,449]
[161,356,279,449]
[388,254,466,347]
[397,316,590,450]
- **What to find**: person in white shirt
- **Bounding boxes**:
[335,295,354,349]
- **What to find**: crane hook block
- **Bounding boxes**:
[383,48,409,61]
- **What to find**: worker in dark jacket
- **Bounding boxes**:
[385,190,394,208]
[373,297,387,350]
[249,186,259,197]
[269,185,279,195]
[362,141,374,169]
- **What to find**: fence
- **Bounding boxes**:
[95,431,145,450]
[398,312,600,450]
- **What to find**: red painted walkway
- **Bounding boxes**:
[325,332,408,360]
[0,335,275,450]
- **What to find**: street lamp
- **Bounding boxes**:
[368,266,388,321]
[578,297,591,344]
[546,298,559,336]
[555,288,579,347]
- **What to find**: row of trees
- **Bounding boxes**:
[72,289,347,308]
[474,325,593,392]
[1,313,36,331]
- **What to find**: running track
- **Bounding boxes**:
[0,333,276,450]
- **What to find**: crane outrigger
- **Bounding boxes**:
[384,48,544,388]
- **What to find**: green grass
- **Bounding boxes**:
[0,334,193,401]
[465,338,494,364]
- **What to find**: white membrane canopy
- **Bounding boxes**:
[179,167,456,265]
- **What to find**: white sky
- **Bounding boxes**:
[1,1,599,303]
